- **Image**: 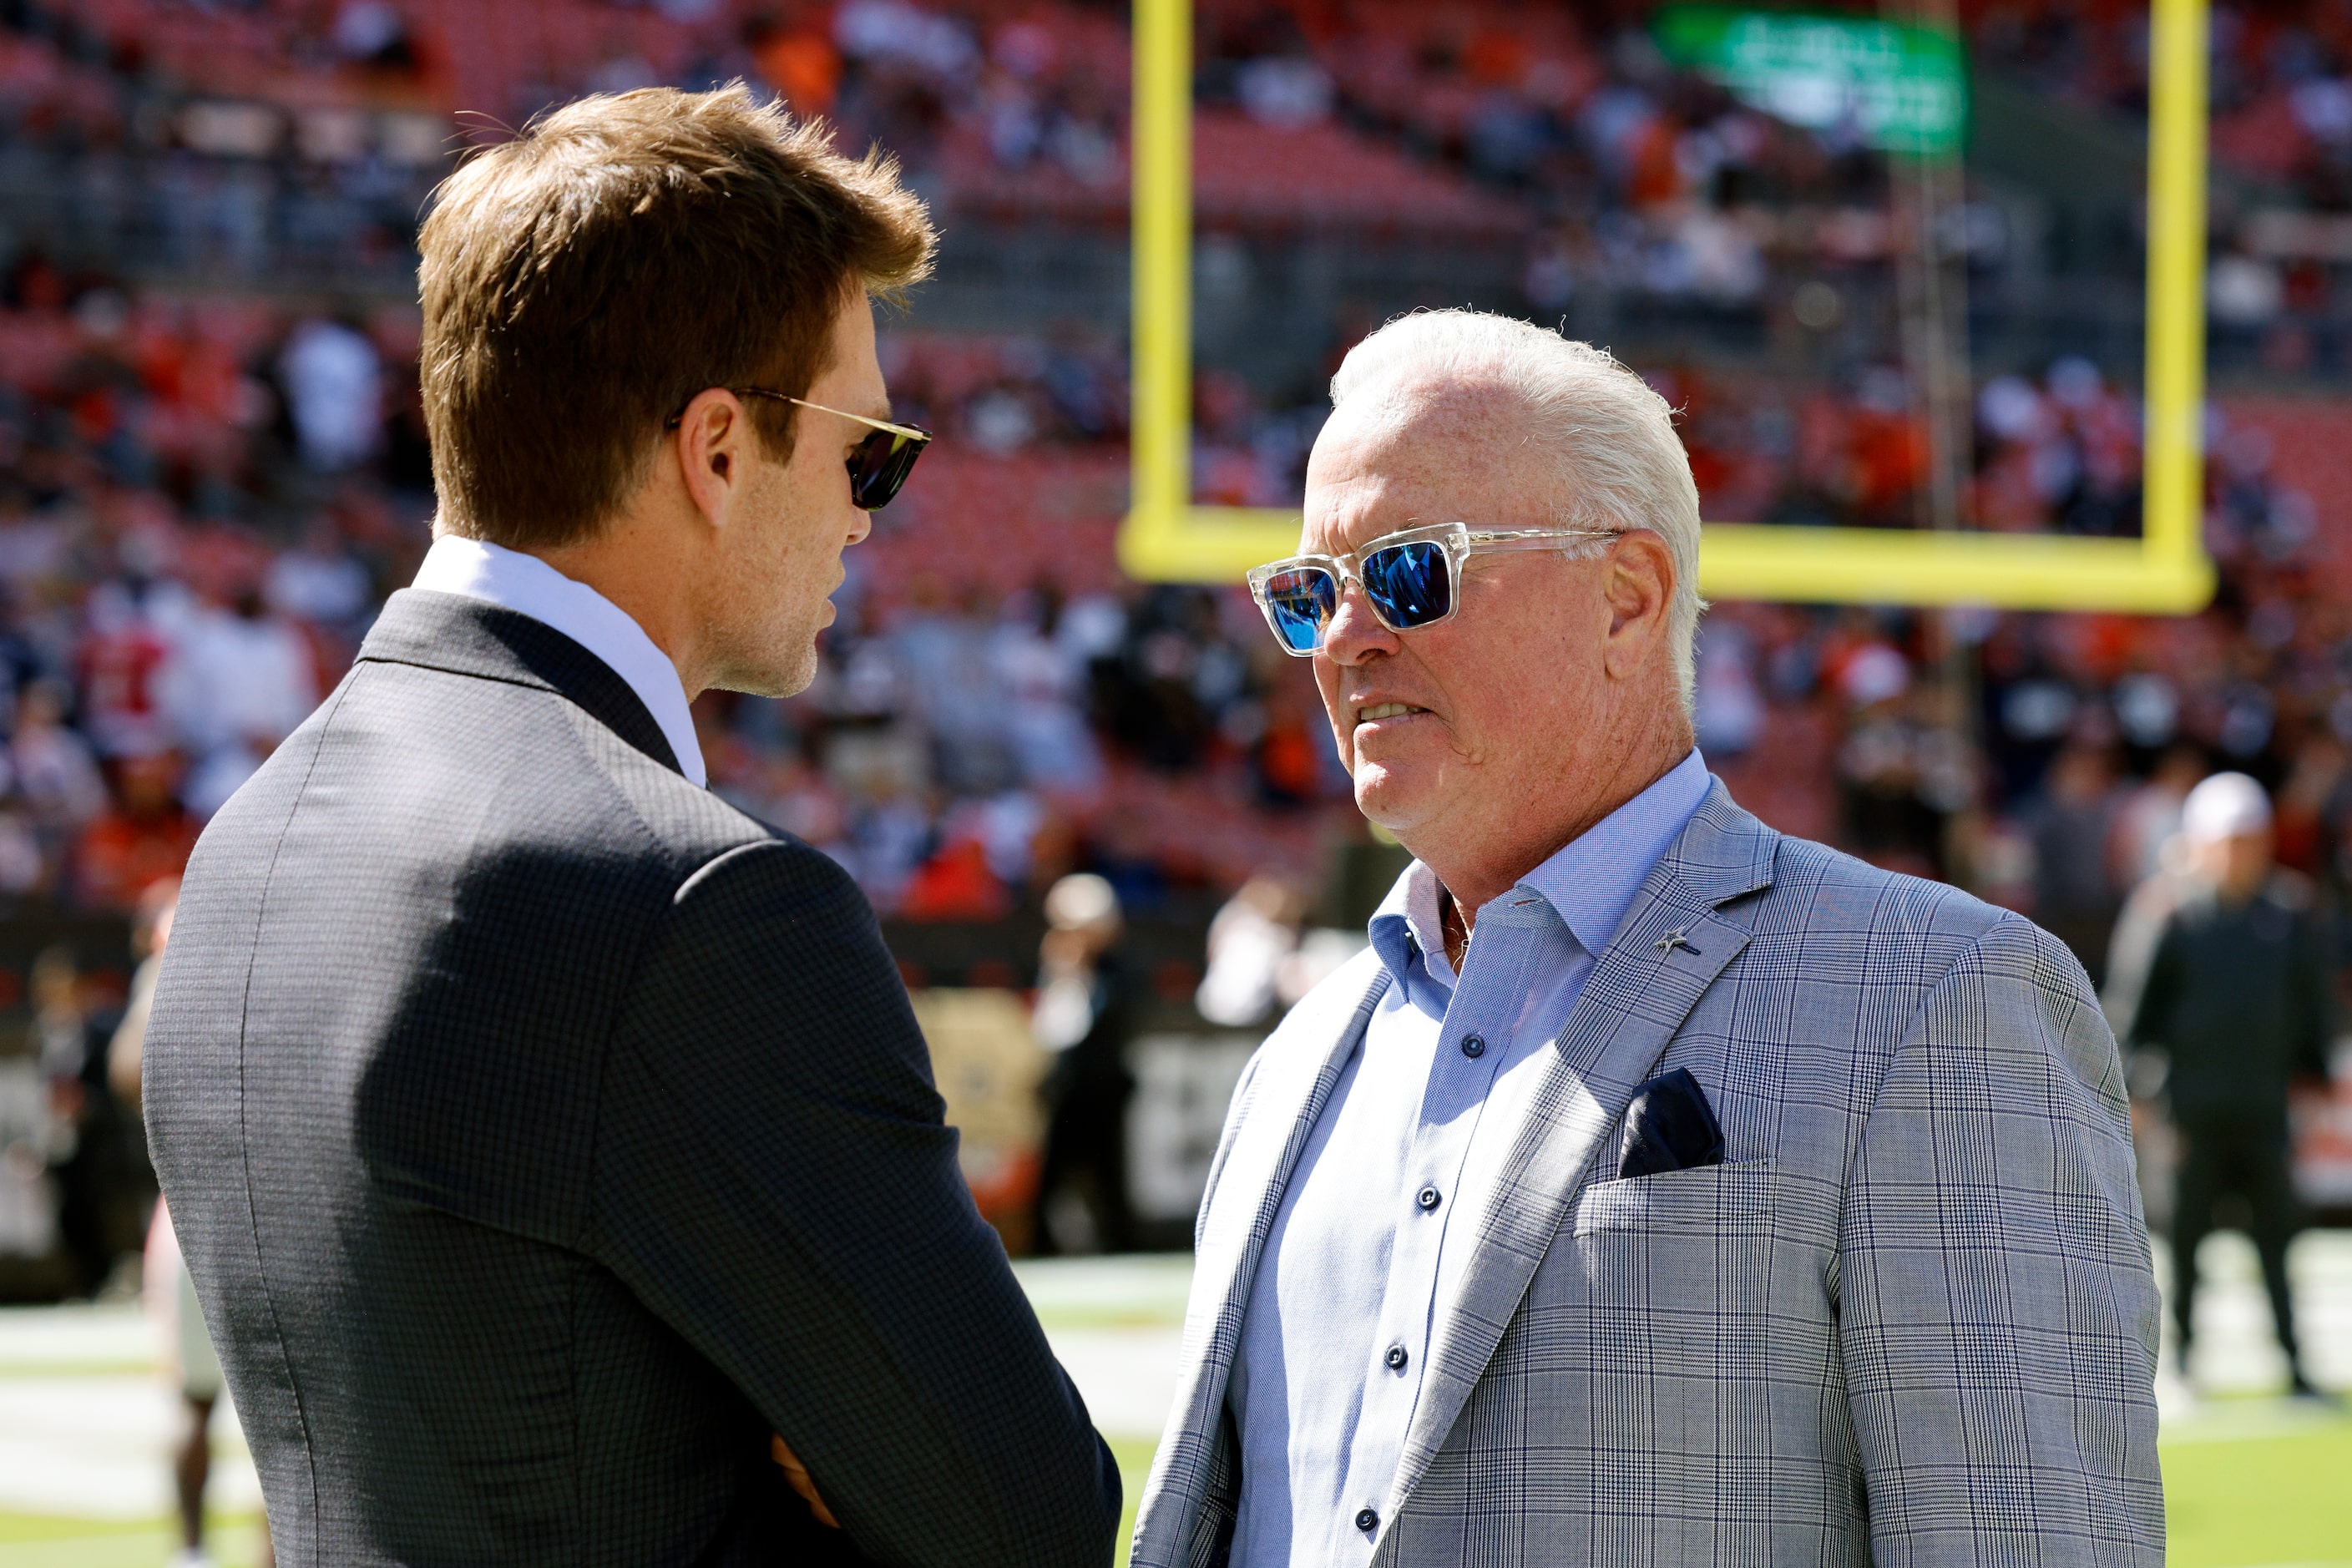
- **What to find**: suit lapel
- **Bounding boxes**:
[1380,782,1778,1527]
[1135,951,1388,1568]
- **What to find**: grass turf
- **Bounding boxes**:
[1,1419,2340,1568]
[2162,1407,2352,1566]
[0,1514,268,1567]
[1102,1415,2352,1568]
[1092,1418,2352,1567]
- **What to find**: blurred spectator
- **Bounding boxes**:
[266,518,375,635]
[1029,873,1136,1254]
[2114,744,2209,887]
[0,794,43,900]
[992,585,1104,797]
[2122,773,2334,1398]
[2024,740,2127,984]
[12,678,107,841]
[278,318,384,473]
[1196,873,1307,1028]
[77,584,180,760]
[106,875,178,1116]
[104,881,264,1568]
[1692,620,1766,760]
[169,586,320,817]
[145,1196,273,1568]
[893,578,1015,794]
[34,942,138,1297]
[74,753,200,913]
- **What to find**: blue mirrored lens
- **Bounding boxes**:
[1361,541,1450,629]
[1263,567,1338,651]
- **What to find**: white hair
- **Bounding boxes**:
[1328,309,1706,711]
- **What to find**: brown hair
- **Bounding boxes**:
[418,85,934,549]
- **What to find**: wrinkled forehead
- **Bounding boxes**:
[1301,377,1550,556]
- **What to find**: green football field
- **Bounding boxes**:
[0,1416,2340,1568]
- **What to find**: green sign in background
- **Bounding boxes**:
[1653,6,1970,154]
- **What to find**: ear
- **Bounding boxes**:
[672,389,750,530]
[1601,529,1675,680]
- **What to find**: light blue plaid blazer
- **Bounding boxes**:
[1134,780,2162,1567]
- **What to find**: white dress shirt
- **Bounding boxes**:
[408,534,706,787]
[1227,748,1712,1565]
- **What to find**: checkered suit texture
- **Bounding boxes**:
[1134,781,2162,1568]
[144,589,1120,1568]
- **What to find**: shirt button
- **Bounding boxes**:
[1385,1343,1409,1369]
[1417,1185,1441,1211]
[1355,1507,1380,1533]
[1460,1033,1485,1058]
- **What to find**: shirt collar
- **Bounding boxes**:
[410,535,707,788]
[1366,747,1711,984]
[1369,857,1455,993]
[1517,747,1711,956]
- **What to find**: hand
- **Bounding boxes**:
[771,1434,841,1529]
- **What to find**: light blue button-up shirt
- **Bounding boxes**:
[1227,749,1711,1565]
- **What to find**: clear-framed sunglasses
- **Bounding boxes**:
[1245,521,1622,656]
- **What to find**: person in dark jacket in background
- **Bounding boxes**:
[1031,873,1138,1254]
[2127,771,2335,1397]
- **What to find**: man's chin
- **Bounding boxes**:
[711,640,819,701]
[1352,766,1439,837]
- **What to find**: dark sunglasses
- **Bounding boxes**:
[665,388,931,511]
[1246,522,1622,655]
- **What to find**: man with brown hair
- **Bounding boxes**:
[144,87,1122,1566]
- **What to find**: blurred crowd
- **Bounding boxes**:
[706,569,1344,920]
[1,0,2318,327]
[0,0,2349,948]
[1693,386,2344,1001]
[1984,0,2352,209]
[0,230,2346,942]
[0,262,1365,919]
[0,271,423,915]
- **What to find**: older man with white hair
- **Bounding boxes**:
[1133,311,2162,1567]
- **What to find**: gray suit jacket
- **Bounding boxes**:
[1134,781,2161,1567]
[144,589,1120,1567]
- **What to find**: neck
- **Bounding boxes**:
[1412,720,1689,917]
[530,505,708,697]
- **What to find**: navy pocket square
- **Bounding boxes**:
[1616,1067,1726,1179]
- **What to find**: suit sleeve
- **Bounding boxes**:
[591,840,1120,1568]
[1837,913,2163,1566]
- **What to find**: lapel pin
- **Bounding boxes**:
[1656,927,1698,957]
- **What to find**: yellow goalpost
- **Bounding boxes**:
[1115,0,2216,614]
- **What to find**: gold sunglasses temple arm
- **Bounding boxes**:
[784,396,929,443]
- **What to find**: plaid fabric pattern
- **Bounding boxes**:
[144,591,1120,1568]
[1134,781,2162,1568]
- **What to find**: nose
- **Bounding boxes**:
[1320,581,1399,667]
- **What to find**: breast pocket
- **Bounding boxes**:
[1534,1160,1788,1348]
[1570,1157,1778,1236]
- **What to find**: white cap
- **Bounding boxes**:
[1044,873,1120,931]
[2180,771,2272,843]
